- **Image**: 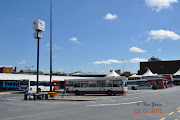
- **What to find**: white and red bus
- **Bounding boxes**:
[64,77,128,95]
[53,80,65,91]
[127,78,170,90]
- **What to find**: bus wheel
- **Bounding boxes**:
[152,86,157,90]
[107,90,112,96]
[75,90,79,95]
[131,86,135,90]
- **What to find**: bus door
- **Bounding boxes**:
[60,81,64,89]
[97,80,106,91]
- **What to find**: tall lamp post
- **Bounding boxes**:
[50,0,53,92]
[33,19,45,93]
[25,66,34,74]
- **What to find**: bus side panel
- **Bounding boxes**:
[67,91,126,94]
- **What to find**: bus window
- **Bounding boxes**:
[30,81,36,86]
[106,80,113,87]
[156,81,163,85]
[66,81,69,87]
[113,80,122,87]
[74,82,80,87]
[97,80,105,87]
[150,81,156,85]
[97,81,101,87]
[89,81,96,87]
[43,82,50,86]
[39,82,43,86]
[69,82,73,87]
[81,81,88,87]
[16,81,19,85]
[20,81,28,85]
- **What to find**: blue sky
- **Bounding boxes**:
[0,0,180,73]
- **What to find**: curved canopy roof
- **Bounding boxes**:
[129,74,141,78]
[106,70,120,77]
[173,68,180,76]
[142,69,156,76]
[0,73,90,81]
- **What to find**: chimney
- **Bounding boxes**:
[14,67,17,72]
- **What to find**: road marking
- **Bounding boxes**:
[177,110,180,113]
[177,107,180,110]
[174,119,178,120]
[89,101,95,103]
[86,101,143,107]
[110,89,178,102]
[0,93,5,94]
[168,112,174,115]
[160,117,165,120]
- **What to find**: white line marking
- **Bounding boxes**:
[86,101,143,107]
[89,101,96,103]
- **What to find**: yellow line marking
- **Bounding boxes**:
[160,117,166,120]
[0,93,5,94]
[168,112,175,115]
[174,119,178,120]
[177,107,180,110]
[177,110,180,113]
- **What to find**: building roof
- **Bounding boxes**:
[0,73,90,81]
[72,72,109,76]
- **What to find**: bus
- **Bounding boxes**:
[65,77,128,95]
[19,79,29,91]
[28,80,61,93]
[0,79,29,91]
[0,80,20,91]
[53,80,65,91]
[141,74,174,87]
[127,78,169,90]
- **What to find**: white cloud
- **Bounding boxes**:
[0,65,13,67]
[54,45,61,50]
[129,47,147,53]
[46,44,50,47]
[18,60,26,65]
[46,44,62,50]
[146,0,178,12]
[148,30,180,40]
[129,58,148,63]
[158,49,162,52]
[93,59,123,64]
[69,37,80,44]
[104,13,117,20]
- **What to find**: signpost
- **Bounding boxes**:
[33,19,45,93]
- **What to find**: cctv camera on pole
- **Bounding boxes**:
[33,19,45,93]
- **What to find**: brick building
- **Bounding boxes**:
[0,67,13,73]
